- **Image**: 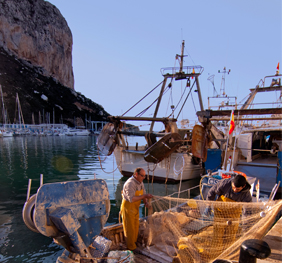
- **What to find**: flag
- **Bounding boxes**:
[229,110,235,135]
[277,62,280,74]
[192,68,195,79]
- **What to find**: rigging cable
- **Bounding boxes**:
[135,85,171,117]
[165,58,178,116]
[169,82,190,119]
[97,149,120,174]
[190,91,197,113]
[175,80,196,120]
[184,46,196,66]
[122,81,164,116]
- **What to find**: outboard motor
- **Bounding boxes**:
[23,177,111,262]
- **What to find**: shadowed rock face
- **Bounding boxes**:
[0,0,74,89]
[0,47,109,127]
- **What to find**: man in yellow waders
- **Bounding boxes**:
[120,167,153,251]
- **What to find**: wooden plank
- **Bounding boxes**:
[136,246,173,263]
[257,217,282,262]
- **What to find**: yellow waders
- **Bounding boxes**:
[120,189,143,250]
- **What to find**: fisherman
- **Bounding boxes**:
[120,167,153,251]
[206,173,252,202]
[205,174,252,251]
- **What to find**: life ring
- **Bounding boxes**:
[22,194,39,233]
[232,171,247,178]
[221,171,247,179]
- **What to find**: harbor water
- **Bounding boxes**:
[0,135,200,262]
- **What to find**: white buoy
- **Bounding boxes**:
[260,211,266,217]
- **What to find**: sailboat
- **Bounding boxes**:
[13,93,27,135]
[97,41,207,182]
[0,84,13,137]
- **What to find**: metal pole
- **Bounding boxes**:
[150,77,168,132]
[26,179,32,201]
[195,76,204,111]
[40,174,43,187]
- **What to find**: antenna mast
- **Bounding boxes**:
[176,40,187,73]
[218,66,231,95]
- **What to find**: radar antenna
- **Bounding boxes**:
[218,67,231,95]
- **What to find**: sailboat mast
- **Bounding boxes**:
[0,85,7,124]
[16,93,25,126]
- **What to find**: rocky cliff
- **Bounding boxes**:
[0,0,110,127]
[0,0,73,89]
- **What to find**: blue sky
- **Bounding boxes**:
[47,0,281,130]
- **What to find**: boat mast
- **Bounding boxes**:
[0,85,7,125]
[150,41,186,132]
[179,40,185,73]
[149,77,168,132]
[178,40,204,112]
[16,93,25,126]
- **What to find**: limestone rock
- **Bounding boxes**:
[0,0,74,89]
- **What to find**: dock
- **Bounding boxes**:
[257,217,282,262]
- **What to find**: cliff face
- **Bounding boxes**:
[0,0,74,89]
[0,0,110,127]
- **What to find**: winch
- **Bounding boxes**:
[22,176,110,262]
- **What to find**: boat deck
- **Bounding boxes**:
[257,216,282,263]
[133,253,161,263]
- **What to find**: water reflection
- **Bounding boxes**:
[0,135,200,262]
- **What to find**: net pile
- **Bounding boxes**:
[138,196,282,263]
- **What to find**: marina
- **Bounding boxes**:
[0,0,281,261]
[1,125,281,263]
[2,42,282,262]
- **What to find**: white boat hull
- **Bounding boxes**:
[114,145,203,182]
[65,129,90,136]
[2,131,13,137]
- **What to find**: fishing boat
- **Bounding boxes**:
[197,66,282,197]
[97,41,207,182]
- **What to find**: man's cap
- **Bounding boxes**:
[232,174,246,187]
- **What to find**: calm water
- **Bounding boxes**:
[0,135,200,262]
